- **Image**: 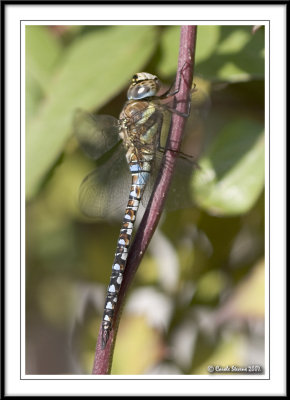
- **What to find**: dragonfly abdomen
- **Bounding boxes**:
[101,154,153,349]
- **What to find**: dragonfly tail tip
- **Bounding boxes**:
[101,327,109,350]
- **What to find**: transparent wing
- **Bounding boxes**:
[180,85,211,159]
[79,147,131,220]
[77,84,210,219]
[141,151,197,211]
[73,109,120,160]
[142,85,210,211]
[165,156,197,210]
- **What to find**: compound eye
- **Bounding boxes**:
[137,86,147,96]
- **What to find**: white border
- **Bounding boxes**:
[5,3,286,397]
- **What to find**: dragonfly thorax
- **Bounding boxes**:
[127,72,160,100]
[119,99,160,163]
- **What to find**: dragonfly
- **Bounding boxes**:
[74,71,206,349]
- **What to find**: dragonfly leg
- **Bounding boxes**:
[163,102,191,118]
[159,62,196,118]
[159,61,191,100]
[158,144,197,163]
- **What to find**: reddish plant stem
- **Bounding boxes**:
[92,25,197,375]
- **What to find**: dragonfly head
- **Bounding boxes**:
[127,72,160,100]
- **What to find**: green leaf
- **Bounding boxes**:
[26,26,62,91]
[157,26,264,82]
[194,270,228,303]
[26,26,63,124]
[157,25,221,77]
[192,119,265,216]
[26,73,43,123]
[26,26,157,199]
[157,26,180,77]
[195,26,264,82]
[195,25,221,64]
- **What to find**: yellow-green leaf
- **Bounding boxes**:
[192,119,265,216]
[26,26,62,91]
[26,26,157,199]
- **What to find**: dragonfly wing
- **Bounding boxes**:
[79,147,131,220]
[165,156,197,210]
[142,85,210,211]
[142,151,197,211]
[74,109,120,160]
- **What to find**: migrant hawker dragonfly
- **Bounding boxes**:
[74,72,207,349]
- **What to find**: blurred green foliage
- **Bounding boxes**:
[26,25,265,375]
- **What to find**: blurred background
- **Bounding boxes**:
[25,25,265,375]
